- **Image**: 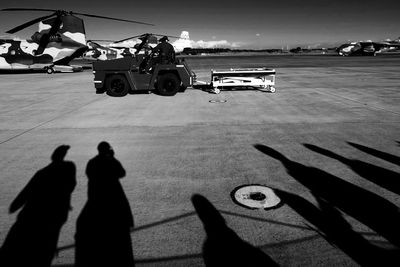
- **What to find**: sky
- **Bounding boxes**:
[1,0,399,49]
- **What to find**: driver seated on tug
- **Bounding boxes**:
[140,35,176,73]
[152,36,176,65]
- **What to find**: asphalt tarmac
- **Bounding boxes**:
[0,55,399,266]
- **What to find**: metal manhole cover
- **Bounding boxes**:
[231,184,282,210]
[209,99,227,103]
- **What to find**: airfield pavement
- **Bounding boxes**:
[0,54,399,266]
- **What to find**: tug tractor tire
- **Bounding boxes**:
[157,73,180,96]
[105,74,129,97]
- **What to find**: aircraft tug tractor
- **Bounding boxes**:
[92,56,195,97]
[92,32,275,96]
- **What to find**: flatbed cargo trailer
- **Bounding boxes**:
[210,67,276,93]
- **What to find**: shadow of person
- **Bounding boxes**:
[347,142,400,167]
[304,143,400,196]
[275,189,399,266]
[0,145,76,267]
[191,194,279,267]
[253,144,400,248]
[75,141,134,267]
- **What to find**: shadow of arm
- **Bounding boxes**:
[9,173,38,213]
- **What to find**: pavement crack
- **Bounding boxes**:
[0,98,103,146]
[317,90,400,116]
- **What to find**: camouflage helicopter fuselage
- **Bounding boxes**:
[0,14,88,70]
[84,41,131,61]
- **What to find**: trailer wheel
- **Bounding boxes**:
[106,74,129,97]
[46,67,54,74]
[157,73,180,96]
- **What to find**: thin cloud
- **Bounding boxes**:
[100,35,244,49]
[192,40,243,48]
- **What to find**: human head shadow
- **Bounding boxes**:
[191,194,279,266]
[347,142,400,167]
[303,143,400,196]
[275,189,399,266]
[253,144,400,248]
[75,141,135,267]
[0,145,76,267]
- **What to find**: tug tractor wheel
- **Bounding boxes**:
[106,74,129,97]
[157,73,180,96]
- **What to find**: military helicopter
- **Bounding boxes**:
[83,31,192,61]
[0,8,153,73]
[336,37,400,56]
[84,39,134,61]
[113,31,191,54]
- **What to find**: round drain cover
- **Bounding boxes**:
[209,99,227,103]
[231,184,282,210]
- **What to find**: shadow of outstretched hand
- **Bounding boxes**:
[191,194,279,266]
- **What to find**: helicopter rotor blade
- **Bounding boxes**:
[114,33,180,43]
[2,8,154,34]
[5,13,56,34]
[151,33,180,39]
[1,8,58,12]
[88,39,116,42]
[72,12,154,26]
[114,34,148,43]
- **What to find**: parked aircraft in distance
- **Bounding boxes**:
[0,8,153,73]
[336,37,400,56]
[172,31,192,54]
